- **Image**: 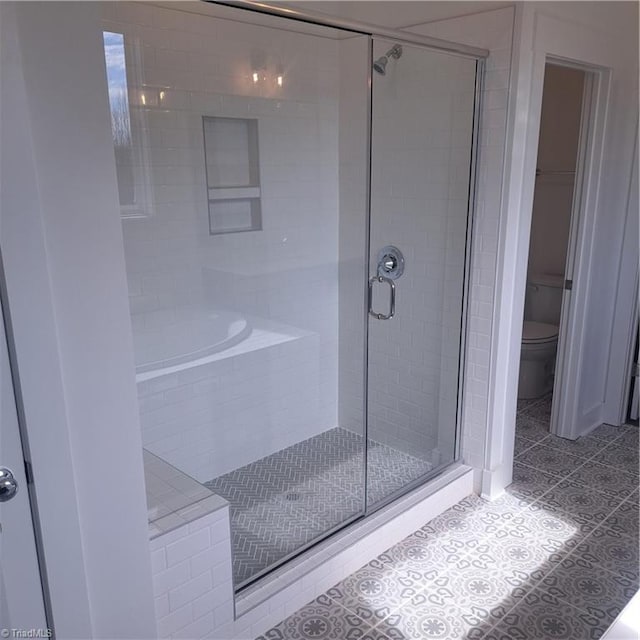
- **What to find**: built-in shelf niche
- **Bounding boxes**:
[203,116,262,235]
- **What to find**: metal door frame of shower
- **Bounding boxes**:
[210,0,489,59]
[207,0,488,592]
[362,40,486,516]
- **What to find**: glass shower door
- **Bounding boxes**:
[366,39,477,508]
[106,0,372,590]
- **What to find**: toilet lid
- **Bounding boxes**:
[523,321,558,342]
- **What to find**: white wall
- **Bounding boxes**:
[337,35,478,467]
[105,1,344,477]
[294,0,639,497]
[366,42,476,462]
[137,330,323,480]
[568,3,638,432]
[4,0,637,633]
[411,8,515,485]
[337,35,369,440]
[150,507,234,639]
[0,2,156,637]
[486,0,638,494]
[603,131,638,425]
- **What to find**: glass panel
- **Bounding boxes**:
[103,3,370,589]
[367,39,476,508]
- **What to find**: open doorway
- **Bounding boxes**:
[511,61,638,488]
[516,63,588,439]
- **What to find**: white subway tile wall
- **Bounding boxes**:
[368,44,475,466]
[337,39,477,479]
[147,459,472,640]
[137,324,322,481]
[107,2,345,477]
[102,2,516,637]
[150,507,234,639]
[336,35,369,443]
[411,8,515,473]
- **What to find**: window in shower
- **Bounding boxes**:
[102,31,151,218]
[203,116,262,234]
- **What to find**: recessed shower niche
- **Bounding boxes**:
[203,115,262,234]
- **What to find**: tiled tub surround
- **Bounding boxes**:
[137,313,322,482]
[150,506,235,639]
[109,0,480,486]
[205,427,432,587]
[107,0,346,478]
[145,447,475,639]
[145,449,216,534]
[258,416,639,639]
[144,450,235,639]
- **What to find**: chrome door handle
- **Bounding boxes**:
[0,467,18,502]
[368,275,396,320]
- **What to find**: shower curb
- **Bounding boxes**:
[226,463,474,639]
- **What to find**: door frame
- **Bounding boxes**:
[548,60,604,440]
[603,129,639,426]
[0,3,157,635]
[0,254,52,630]
[515,52,611,444]
[363,37,484,512]
[481,3,637,498]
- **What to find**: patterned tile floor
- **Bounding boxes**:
[256,394,639,639]
[205,428,432,587]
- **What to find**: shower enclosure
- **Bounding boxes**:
[104,1,483,590]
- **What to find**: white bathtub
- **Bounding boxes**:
[133,309,251,376]
[134,309,326,481]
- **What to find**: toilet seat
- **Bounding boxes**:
[523,321,558,344]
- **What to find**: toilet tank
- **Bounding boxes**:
[524,273,564,326]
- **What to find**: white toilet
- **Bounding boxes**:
[518,274,564,399]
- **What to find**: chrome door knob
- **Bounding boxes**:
[383,256,397,272]
[0,467,18,502]
[376,245,405,280]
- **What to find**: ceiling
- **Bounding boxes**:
[279,1,513,30]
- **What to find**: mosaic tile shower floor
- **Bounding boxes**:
[256,395,639,639]
[205,427,432,586]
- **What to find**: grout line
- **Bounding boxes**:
[260,415,637,637]
[514,419,639,500]
[330,496,537,633]
[340,415,638,637]
[220,428,441,587]
[264,481,637,638]
[554,499,640,582]
[497,583,623,635]
[316,498,507,631]
[477,422,638,636]
[618,488,640,508]
[513,451,592,485]
[319,592,384,636]
[513,436,543,456]
[472,506,636,636]
[371,496,540,635]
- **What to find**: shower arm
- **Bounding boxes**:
[385,45,402,60]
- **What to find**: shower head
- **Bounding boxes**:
[373,56,388,75]
[373,44,403,76]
